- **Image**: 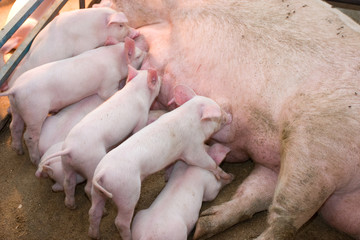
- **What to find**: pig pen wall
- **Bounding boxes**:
[0,1,358,239]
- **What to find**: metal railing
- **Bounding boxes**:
[0,0,69,88]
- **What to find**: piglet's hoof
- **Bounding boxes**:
[214,167,233,181]
[28,153,40,166]
[88,227,100,240]
[221,173,235,184]
[65,203,77,210]
[64,198,77,210]
[51,183,63,192]
[31,158,40,166]
[11,145,24,155]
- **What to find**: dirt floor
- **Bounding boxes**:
[0,0,358,239]
[0,121,355,240]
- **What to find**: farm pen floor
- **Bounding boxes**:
[0,123,354,240]
[0,0,358,239]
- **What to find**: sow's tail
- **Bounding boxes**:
[92,170,113,198]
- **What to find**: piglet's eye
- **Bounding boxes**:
[119,24,123,28]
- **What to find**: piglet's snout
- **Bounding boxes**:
[128,28,140,39]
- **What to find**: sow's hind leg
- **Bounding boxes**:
[194,164,277,239]
[255,122,341,239]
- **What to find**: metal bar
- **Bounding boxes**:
[88,0,101,8]
[0,0,68,88]
[0,114,11,133]
[79,0,85,8]
[0,0,44,48]
[328,0,360,5]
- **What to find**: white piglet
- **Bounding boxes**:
[36,142,86,192]
[131,144,234,240]
[38,95,104,157]
[0,37,145,164]
[44,66,160,209]
[3,7,139,90]
[35,95,104,191]
[88,85,233,240]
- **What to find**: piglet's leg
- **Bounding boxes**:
[62,156,78,209]
[88,188,106,239]
[51,183,64,192]
[84,179,93,201]
[113,177,141,240]
[185,147,232,181]
[194,164,277,240]
[23,125,41,165]
[114,209,134,240]
[8,105,25,155]
[256,135,335,240]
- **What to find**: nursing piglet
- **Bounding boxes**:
[35,95,103,191]
[38,95,104,156]
[36,142,86,192]
[0,38,145,164]
[45,66,160,209]
[2,7,138,90]
[88,85,232,240]
[131,144,234,240]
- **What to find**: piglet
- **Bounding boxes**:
[44,66,160,209]
[88,85,232,240]
[35,95,103,191]
[131,144,234,240]
[36,142,86,192]
[2,7,139,91]
[0,37,145,165]
[38,95,104,157]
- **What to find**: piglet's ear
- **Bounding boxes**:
[124,37,135,64]
[173,84,196,106]
[147,69,158,90]
[126,65,138,84]
[201,104,222,121]
[107,12,128,26]
[43,165,53,176]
